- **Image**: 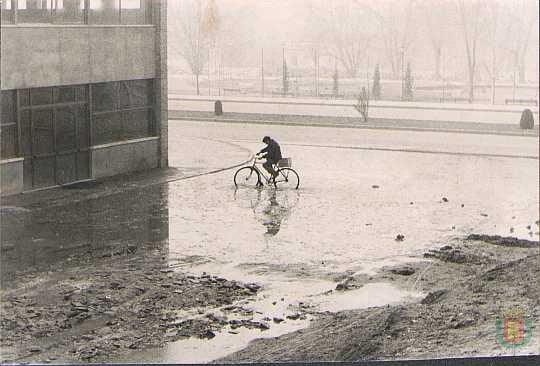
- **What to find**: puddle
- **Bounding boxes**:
[114,315,310,364]
[115,259,423,363]
[311,282,423,313]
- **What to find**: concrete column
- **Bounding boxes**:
[154,0,168,168]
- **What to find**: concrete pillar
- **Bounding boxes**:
[154,0,168,168]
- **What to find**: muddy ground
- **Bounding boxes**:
[0,243,264,363]
[218,235,540,362]
[1,234,539,363]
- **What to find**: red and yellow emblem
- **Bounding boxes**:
[497,306,532,347]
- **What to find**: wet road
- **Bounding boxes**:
[1,121,538,362]
[164,121,539,271]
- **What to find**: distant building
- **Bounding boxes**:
[0,0,167,196]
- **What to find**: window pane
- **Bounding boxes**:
[33,109,54,155]
[77,151,90,180]
[33,156,56,188]
[20,110,32,156]
[121,0,146,24]
[18,0,54,24]
[56,107,78,152]
[1,90,16,124]
[89,0,119,24]
[92,82,117,112]
[78,105,90,148]
[122,109,150,139]
[19,89,31,107]
[1,0,14,24]
[56,0,84,24]
[55,85,86,103]
[31,87,54,105]
[1,125,17,159]
[119,79,152,108]
[55,86,75,104]
[56,153,77,184]
[93,111,121,144]
[23,158,33,190]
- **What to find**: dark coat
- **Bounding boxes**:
[259,139,282,163]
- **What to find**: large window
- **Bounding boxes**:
[1,80,155,189]
[91,79,154,145]
[17,85,90,188]
[2,0,151,24]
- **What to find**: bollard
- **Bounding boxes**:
[519,109,534,129]
[214,100,223,116]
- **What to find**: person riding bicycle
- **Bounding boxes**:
[256,136,282,180]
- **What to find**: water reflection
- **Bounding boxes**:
[234,188,299,237]
[0,184,169,283]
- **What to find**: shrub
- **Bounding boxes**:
[519,109,534,129]
[372,64,381,100]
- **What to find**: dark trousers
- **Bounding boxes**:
[263,160,277,177]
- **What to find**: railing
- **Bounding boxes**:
[505,99,538,106]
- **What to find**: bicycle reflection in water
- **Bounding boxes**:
[233,187,299,237]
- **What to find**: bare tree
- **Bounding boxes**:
[456,0,484,103]
[421,0,455,80]
[170,1,210,95]
[366,0,416,80]
[309,1,371,78]
[502,0,538,83]
[481,0,505,104]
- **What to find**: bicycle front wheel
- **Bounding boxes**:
[234,167,261,188]
[274,168,300,189]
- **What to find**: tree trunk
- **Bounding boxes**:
[196,74,200,96]
[518,62,526,83]
[434,47,441,80]
[491,77,495,105]
[467,70,474,103]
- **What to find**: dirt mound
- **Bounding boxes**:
[466,234,540,248]
[217,248,540,362]
[423,246,489,264]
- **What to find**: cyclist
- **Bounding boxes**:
[256,136,282,180]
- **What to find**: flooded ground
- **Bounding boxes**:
[1,121,538,362]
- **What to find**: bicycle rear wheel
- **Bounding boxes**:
[274,168,300,189]
[234,167,261,188]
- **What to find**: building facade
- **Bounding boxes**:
[0,0,167,195]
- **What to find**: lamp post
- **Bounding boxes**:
[400,47,405,101]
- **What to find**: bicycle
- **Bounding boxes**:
[234,157,300,189]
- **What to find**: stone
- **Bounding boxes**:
[389,266,415,276]
[286,313,301,320]
[244,283,261,292]
[200,330,216,339]
[421,289,448,305]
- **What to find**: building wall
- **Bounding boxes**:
[0,158,24,195]
[0,1,168,196]
[90,137,159,179]
[0,26,156,90]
